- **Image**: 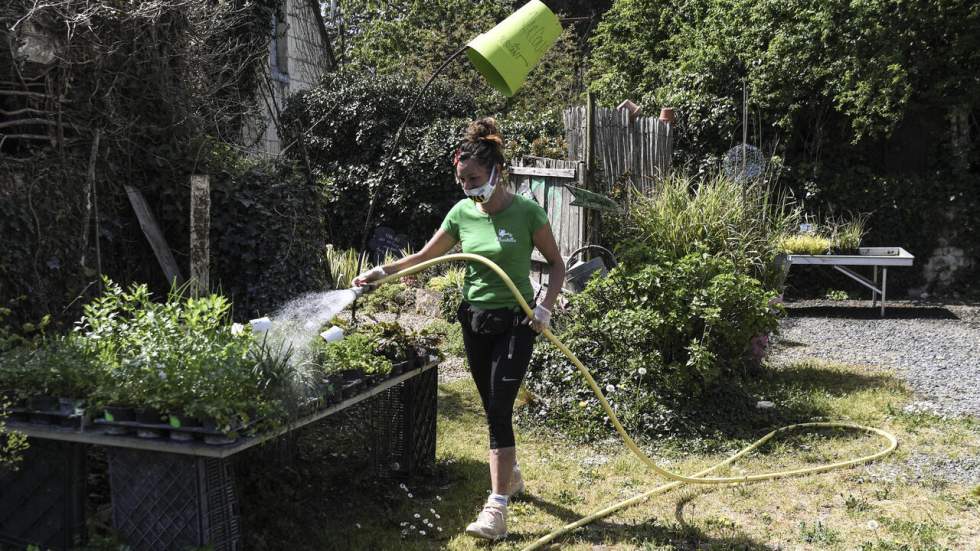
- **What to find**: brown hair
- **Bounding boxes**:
[454,117,506,169]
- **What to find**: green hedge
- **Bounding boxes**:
[524,251,781,442]
[208,149,328,319]
[278,70,570,252]
[278,70,476,250]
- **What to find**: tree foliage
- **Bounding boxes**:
[332,0,589,115]
[589,0,980,290]
[590,0,979,155]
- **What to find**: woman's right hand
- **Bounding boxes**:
[352,266,386,287]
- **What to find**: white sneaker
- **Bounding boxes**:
[506,464,525,498]
[465,502,508,541]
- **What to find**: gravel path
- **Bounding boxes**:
[770,299,980,419]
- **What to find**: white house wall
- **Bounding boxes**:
[246,0,330,156]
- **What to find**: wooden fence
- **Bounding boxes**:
[509,157,585,262]
[509,157,589,292]
[563,106,673,195]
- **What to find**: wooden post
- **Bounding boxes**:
[584,91,598,251]
[125,186,184,287]
[190,175,210,297]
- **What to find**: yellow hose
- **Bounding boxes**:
[373,253,898,549]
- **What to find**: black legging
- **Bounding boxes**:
[457,301,538,449]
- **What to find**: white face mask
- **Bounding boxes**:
[462,165,497,203]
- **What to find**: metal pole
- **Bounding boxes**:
[742,78,748,205]
[351,45,468,323]
[881,268,887,317]
[872,265,878,307]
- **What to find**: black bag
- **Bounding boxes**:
[459,302,518,336]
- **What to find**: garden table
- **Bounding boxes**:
[0,360,439,551]
[785,247,915,316]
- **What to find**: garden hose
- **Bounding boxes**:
[371,253,898,550]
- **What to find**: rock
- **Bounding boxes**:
[414,288,443,318]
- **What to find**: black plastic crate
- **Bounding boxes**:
[106,448,240,551]
[0,439,87,550]
[371,366,438,478]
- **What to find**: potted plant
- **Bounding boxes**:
[354,322,411,377]
[316,334,389,395]
[0,334,97,425]
[153,294,291,444]
[0,349,32,419]
[777,233,832,255]
[32,336,96,419]
[0,310,56,420]
[832,213,869,255]
[79,280,291,442]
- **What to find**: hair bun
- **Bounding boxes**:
[457,117,506,168]
[464,117,502,145]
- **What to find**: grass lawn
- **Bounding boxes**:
[238,358,980,550]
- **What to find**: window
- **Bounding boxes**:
[270,11,289,82]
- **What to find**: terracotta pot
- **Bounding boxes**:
[659,107,676,124]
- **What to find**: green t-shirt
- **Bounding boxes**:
[440,195,549,309]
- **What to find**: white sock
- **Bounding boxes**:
[488,493,509,507]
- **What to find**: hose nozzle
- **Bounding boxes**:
[350,285,371,298]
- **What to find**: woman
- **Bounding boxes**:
[354,117,565,540]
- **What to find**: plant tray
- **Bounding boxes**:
[92,418,248,445]
[6,406,88,430]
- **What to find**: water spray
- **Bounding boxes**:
[364,252,898,550]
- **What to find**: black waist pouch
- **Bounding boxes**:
[460,302,519,336]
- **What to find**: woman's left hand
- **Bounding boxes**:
[523,304,552,333]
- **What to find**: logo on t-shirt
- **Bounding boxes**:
[497,228,516,243]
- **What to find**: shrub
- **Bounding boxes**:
[279,70,572,253]
[359,283,413,315]
[438,285,463,323]
[616,172,800,293]
[0,336,98,400]
[0,400,28,471]
[420,319,465,358]
[587,0,979,294]
[524,251,782,442]
[427,266,465,293]
[324,246,363,291]
[350,322,412,364]
[825,289,850,301]
[425,265,465,322]
[278,69,476,251]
